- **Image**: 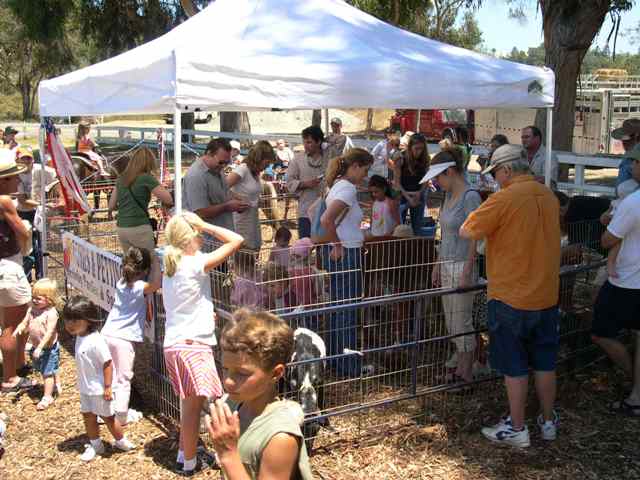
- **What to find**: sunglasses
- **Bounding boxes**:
[489,165,506,178]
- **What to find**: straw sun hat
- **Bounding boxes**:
[0,149,26,178]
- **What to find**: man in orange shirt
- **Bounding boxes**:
[460,144,561,448]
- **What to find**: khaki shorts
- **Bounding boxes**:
[0,258,31,308]
[117,224,155,255]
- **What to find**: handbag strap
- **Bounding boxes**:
[125,183,152,224]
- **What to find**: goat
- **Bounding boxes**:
[289,327,329,448]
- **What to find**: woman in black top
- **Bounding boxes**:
[392,133,429,235]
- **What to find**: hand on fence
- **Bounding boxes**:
[207,399,240,459]
[329,244,343,261]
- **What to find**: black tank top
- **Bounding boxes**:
[0,218,20,258]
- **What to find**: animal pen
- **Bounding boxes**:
[36,0,596,452]
[42,142,614,448]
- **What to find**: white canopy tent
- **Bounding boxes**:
[38,0,555,221]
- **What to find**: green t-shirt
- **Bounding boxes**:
[116,174,160,228]
[227,400,314,480]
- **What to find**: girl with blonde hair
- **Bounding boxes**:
[161,212,243,475]
[227,140,276,250]
[108,147,173,254]
[320,148,373,377]
[13,278,61,409]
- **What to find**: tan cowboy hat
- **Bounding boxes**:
[0,149,27,178]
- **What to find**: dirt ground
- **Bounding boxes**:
[1,344,638,480]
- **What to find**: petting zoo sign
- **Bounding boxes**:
[62,232,121,311]
[62,232,156,341]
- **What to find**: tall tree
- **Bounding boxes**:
[534,0,635,155]
[0,1,75,119]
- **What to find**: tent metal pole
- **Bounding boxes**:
[545,107,552,187]
[38,117,48,277]
[416,109,421,132]
[174,107,182,214]
[323,108,329,134]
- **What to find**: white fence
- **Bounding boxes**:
[95,125,620,197]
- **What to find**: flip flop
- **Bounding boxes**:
[610,399,640,417]
[1,377,34,393]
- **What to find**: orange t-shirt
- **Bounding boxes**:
[78,136,93,152]
[461,175,561,310]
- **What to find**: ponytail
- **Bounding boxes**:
[163,213,200,277]
[325,148,374,187]
[325,155,346,187]
[122,247,151,283]
[163,245,182,278]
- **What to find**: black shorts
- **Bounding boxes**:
[592,281,640,338]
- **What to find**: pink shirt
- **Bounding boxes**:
[28,307,59,347]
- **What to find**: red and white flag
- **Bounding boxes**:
[45,126,92,214]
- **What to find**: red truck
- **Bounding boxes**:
[389,109,475,143]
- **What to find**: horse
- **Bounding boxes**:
[71,151,128,214]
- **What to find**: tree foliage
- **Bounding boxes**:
[79,0,182,61]
[506,42,640,75]
[0,1,76,119]
[347,0,483,50]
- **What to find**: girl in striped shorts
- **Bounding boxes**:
[162,212,243,476]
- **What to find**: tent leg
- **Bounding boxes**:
[174,107,182,214]
[545,107,552,188]
[38,118,48,277]
[416,109,421,133]
[323,108,329,135]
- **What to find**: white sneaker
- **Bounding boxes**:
[126,409,143,424]
[80,442,105,462]
[537,411,559,441]
[481,424,530,448]
[114,437,135,451]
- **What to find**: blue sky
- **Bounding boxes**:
[475,1,640,55]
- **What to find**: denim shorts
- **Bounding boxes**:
[32,342,60,377]
[487,300,559,378]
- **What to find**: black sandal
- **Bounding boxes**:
[610,399,640,417]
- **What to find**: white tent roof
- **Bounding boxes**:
[39,0,555,117]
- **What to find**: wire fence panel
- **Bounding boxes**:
[49,217,613,448]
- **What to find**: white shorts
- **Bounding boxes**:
[0,258,31,308]
[80,393,117,418]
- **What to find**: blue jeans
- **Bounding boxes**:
[321,246,362,376]
[400,190,426,235]
[487,300,559,378]
[298,217,311,239]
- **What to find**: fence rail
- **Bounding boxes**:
[48,214,611,447]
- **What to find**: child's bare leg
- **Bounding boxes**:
[101,415,124,441]
[43,376,55,398]
[54,373,62,393]
[181,396,205,462]
[82,413,100,440]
